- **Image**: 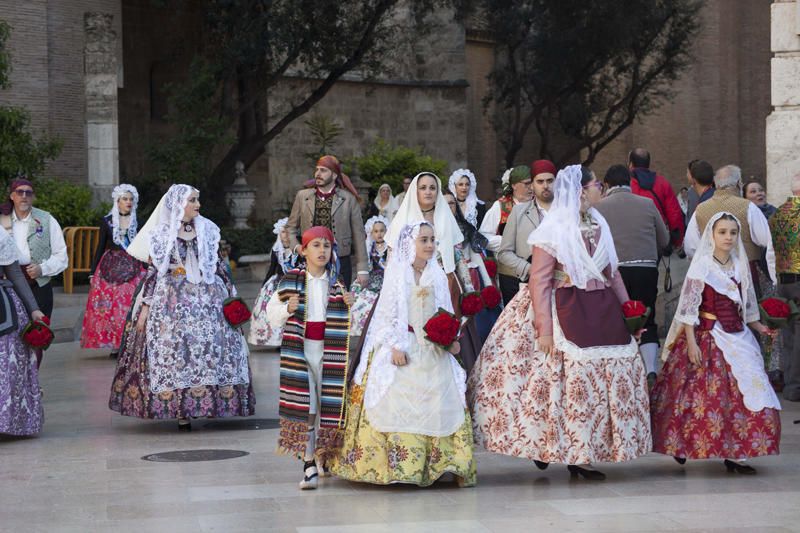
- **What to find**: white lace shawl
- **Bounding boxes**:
[386,172,464,273]
[448,168,484,227]
[373,183,398,218]
[354,222,455,408]
[271,217,289,255]
[0,229,18,266]
[664,211,759,353]
[527,165,618,288]
[108,184,139,247]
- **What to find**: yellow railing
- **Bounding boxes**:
[62,227,99,294]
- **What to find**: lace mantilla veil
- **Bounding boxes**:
[448,168,484,228]
[353,221,454,409]
[271,217,289,255]
[109,184,139,247]
[664,211,759,354]
[364,214,390,256]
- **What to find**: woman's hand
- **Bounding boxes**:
[391,348,408,366]
[686,340,702,367]
[136,304,150,332]
[31,310,45,322]
[634,328,646,342]
[538,335,554,356]
[750,321,778,337]
[343,291,355,307]
[448,341,461,355]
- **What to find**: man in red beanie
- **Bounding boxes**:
[496,160,555,304]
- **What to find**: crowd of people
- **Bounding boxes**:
[1,149,799,493]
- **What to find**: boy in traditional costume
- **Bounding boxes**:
[266,226,354,490]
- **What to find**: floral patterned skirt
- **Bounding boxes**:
[248,275,283,347]
[330,353,477,487]
[0,289,43,436]
[108,289,255,420]
[651,330,781,460]
[81,250,146,350]
[468,289,652,464]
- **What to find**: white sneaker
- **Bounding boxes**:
[316,458,331,478]
[299,462,319,490]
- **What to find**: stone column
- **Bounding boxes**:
[84,12,120,201]
[767,0,800,205]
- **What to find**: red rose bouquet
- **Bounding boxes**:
[22,317,55,350]
[223,297,252,328]
[480,285,502,309]
[483,258,497,279]
[621,300,650,334]
[758,296,799,329]
[423,308,461,350]
[460,291,484,317]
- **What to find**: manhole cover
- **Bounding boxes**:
[142,449,249,462]
[203,418,280,430]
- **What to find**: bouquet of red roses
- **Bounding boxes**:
[621,300,650,335]
[223,297,252,328]
[423,308,461,350]
[483,258,498,279]
[758,297,799,329]
[22,316,54,350]
[460,291,484,317]
[481,285,502,309]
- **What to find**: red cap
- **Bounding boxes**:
[531,159,556,178]
[301,226,335,249]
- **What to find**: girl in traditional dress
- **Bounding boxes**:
[248,217,297,347]
[651,212,781,473]
[108,184,254,431]
[469,165,651,480]
[448,168,486,228]
[331,221,477,486]
[372,183,398,222]
[81,184,147,357]
[386,172,482,371]
[266,226,354,490]
[350,215,389,337]
[0,229,46,436]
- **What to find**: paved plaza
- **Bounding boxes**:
[0,332,799,533]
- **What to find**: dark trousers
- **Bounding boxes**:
[339,255,353,289]
[30,281,54,318]
[499,274,522,306]
[779,281,800,401]
[618,266,659,345]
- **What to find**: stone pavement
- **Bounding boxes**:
[1,334,799,532]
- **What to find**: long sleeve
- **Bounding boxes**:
[747,202,776,282]
[216,257,236,296]
[497,207,531,281]
[286,190,304,254]
[683,213,701,258]
[654,207,670,252]
[479,201,502,252]
[661,182,685,246]
[90,219,110,275]
[39,215,68,277]
[529,246,556,338]
[266,289,292,329]
[350,200,369,273]
[608,269,630,304]
[3,262,39,315]
[140,265,158,305]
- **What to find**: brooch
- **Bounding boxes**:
[34,218,43,237]
[172,267,186,277]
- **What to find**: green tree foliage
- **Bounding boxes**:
[484,0,702,167]
[353,139,447,193]
[32,178,109,227]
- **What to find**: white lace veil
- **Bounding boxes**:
[373,183,397,214]
[0,228,18,266]
[386,172,464,273]
[364,214,389,254]
[664,211,758,352]
[126,184,220,284]
[271,217,289,255]
[527,165,618,289]
[109,184,139,247]
[448,168,483,227]
[354,221,453,407]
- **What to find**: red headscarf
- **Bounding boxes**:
[1,177,34,216]
[531,159,556,178]
[316,155,361,201]
[301,226,335,249]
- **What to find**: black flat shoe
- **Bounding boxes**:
[533,460,549,470]
[178,419,192,432]
[674,456,686,465]
[567,465,606,481]
[724,459,756,475]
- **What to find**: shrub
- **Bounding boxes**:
[351,139,448,194]
[32,178,108,227]
[221,224,272,261]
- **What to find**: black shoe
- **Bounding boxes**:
[724,459,756,475]
[674,456,686,465]
[109,351,118,359]
[533,460,549,470]
[567,465,606,480]
[178,419,192,432]
[647,372,657,391]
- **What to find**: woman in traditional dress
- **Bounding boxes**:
[350,215,389,337]
[331,221,476,486]
[373,183,398,222]
[469,165,651,480]
[386,172,482,372]
[651,212,781,473]
[0,229,46,436]
[248,217,297,347]
[81,184,147,357]
[448,168,486,228]
[108,184,254,431]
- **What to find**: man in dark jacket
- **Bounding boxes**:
[628,148,685,251]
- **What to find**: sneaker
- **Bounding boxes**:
[299,460,319,490]
[316,458,331,478]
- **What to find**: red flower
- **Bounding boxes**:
[22,320,55,350]
[460,292,484,316]
[622,300,647,318]
[761,297,790,319]
[484,258,497,279]
[223,297,252,327]
[481,285,502,309]
[423,308,461,349]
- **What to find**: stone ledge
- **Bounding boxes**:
[772,2,800,53]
